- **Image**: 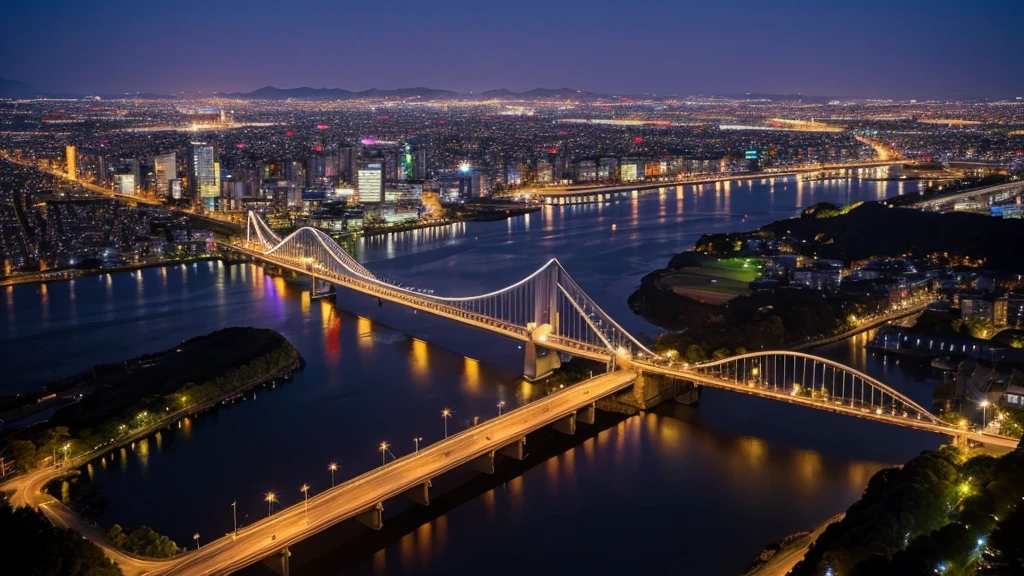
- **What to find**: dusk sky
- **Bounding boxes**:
[3,0,1023,99]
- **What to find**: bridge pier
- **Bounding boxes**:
[553,412,576,435]
[523,340,562,381]
[404,481,431,506]
[596,371,687,414]
[577,403,596,425]
[356,502,384,530]
[470,451,496,474]
[498,437,527,460]
[262,547,291,576]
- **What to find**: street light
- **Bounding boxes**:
[328,462,338,487]
[379,442,394,467]
[442,408,452,438]
[193,533,200,550]
[497,401,506,416]
[265,492,277,517]
[413,437,423,453]
[231,501,237,535]
[980,400,990,431]
[300,484,310,525]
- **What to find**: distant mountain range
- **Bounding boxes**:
[0,77,44,99]
[0,77,614,101]
[223,85,610,101]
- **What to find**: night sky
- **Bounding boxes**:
[3,0,1022,99]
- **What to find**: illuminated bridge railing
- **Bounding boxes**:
[688,351,943,425]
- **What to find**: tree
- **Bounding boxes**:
[712,347,730,360]
[0,502,122,576]
[5,440,38,472]
[987,503,1024,573]
[106,524,128,548]
[683,344,707,364]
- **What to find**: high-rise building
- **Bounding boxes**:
[153,153,176,197]
[413,146,427,180]
[65,145,77,180]
[307,155,326,187]
[357,160,384,204]
[115,174,136,195]
[190,144,220,202]
[169,179,183,200]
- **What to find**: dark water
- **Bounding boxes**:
[1,177,944,575]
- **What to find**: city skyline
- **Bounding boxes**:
[3,0,1024,100]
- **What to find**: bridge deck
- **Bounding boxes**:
[150,370,636,575]
[229,244,615,363]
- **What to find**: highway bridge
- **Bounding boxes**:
[913,179,1024,210]
[503,159,905,204]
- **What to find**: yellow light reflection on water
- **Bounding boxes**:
[410,339,429,382]
[154,431,162,451]
[399,530,415,572]
[415,521,433,570]
[301,290,310,314]
[358,316,373,349]
[461,356,479,393]
[737,436,767,470]
[181,417,193,440]
[372,549,386,576]
[794,449,823,487]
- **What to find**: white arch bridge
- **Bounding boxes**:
[231,212,1017,447]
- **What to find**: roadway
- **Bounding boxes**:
[913,180,1024,210]
[145,370,634,575]
[508,159,903,199]
[634,361,1020,449]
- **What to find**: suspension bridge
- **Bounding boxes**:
[232,211,1014,448]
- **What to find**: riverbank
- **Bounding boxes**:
[0,254,247,288]
[2,327,304,474]
[743,513,845,576]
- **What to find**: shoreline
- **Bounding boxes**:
[0,255,244,288]
[1,336,305,568]
[744,513,845,576]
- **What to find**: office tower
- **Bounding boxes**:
[413,146,427,180]
[65,145,77,180]
[339,145,357,183]
[190,144,220,202]
[153,152,176,197]
[116,174,136,195]
[307,155,326,187]
[97,156,108,185]
[169,179,183,200]
[401,144,414,180]
[357,159,384,203]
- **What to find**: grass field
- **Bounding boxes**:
[658,257,761,304]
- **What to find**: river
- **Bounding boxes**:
[1,176,946,575]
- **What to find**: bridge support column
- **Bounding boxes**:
[952,434,968,451]
[523,340,562,381]
[553,412,576,435]
[471,451,496,474]
[577,403,596,425]
[356,503,384,530]
[596,371,684,414]
[263,547,291,576]
[498,437,527,460]
[404,481,431,506]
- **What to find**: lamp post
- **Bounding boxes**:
[231,501,237,535]
[328,462,338,487]
[497,401,506,416]
[413,437,422,453]
[300,484,310,525]
[980,400,990,432]
[442,408,452,438]
[265,492,277,517]
[193,533,200,550]
[379,442,393,467]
